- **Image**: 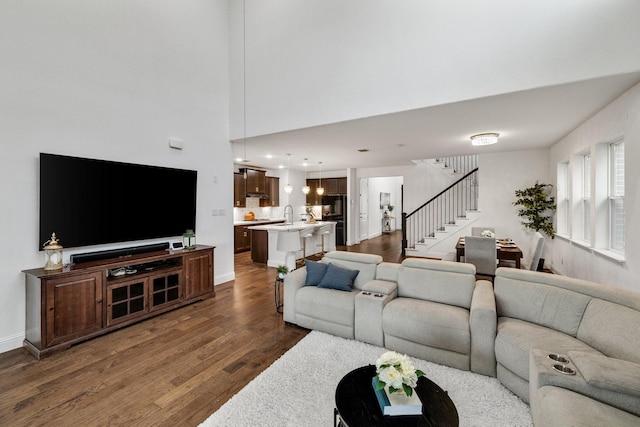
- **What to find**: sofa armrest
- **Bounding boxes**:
[567,351,640,415]
[283,267,307,323]
[361,279,397,297]
[531,349,640,417]
[568,351,640,398]
[469,280,497,376]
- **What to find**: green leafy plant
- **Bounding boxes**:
[276,265,289,276]
[513,182,557,238]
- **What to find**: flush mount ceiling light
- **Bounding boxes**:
[470,133,500,146]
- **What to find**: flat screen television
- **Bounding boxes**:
[39,153,197,250]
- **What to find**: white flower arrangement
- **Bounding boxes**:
[374,351,425,397]
[480,229,495,238]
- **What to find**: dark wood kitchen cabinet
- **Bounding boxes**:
[234,225,251,252]
[338,177,348,194]
[325,178,347,195]
[234,172,246,207]
[250,229,269,263]
[306,179,321,205]
[242,168,266,194]
[260,176,280,207]
[306,177,347,204]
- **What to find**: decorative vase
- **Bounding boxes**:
[278,272,285,279]
[384,385,417,402]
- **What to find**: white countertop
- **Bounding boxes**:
[246,221,336,231]
[234,218,285,226]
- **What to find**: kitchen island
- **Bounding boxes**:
[247,221,337,269]
[233,218,285,253]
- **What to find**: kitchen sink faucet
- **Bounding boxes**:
[284,205,294,225]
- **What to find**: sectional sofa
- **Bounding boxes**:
[283,251,640,426]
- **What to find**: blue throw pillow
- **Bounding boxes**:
[304,260,328,286]
[317,263,359,291]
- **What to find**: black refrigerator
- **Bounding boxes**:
[321,195,347,246]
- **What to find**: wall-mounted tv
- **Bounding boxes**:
[39,153,197,250]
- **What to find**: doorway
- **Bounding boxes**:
[359,178,368,242]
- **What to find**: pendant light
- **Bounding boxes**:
[284,153,293,194]
[316,161,325,195]
[301,159,310,195]
[239,0,249,176]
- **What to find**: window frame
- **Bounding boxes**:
[608,140,624,253]
[582,153,591,243]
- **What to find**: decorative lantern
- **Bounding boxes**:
[43,232,63,270]
[183,229,196,249]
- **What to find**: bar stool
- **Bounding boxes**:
[299,226,316,260]
[314,224,332,255]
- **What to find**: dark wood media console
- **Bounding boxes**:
[23,245,215,359]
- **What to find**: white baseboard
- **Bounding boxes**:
[215,272,235,286]
[0,332,24,354]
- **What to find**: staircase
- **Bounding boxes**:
[402,155,480,260]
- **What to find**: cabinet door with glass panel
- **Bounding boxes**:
[106,277,149,326]
[149,270,183,312]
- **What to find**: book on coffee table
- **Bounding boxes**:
[371,377,423,416]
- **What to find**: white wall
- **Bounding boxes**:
[232,0,640,139]
[548,83,640,292]
[477,150,551,247]
[366,177,403,238]
[356,153,550,245]
[0,1,233,352]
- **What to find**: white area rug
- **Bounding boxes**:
[199,331,532,427]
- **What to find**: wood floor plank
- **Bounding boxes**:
[0,232,403,426]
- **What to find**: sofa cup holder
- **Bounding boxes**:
[548,353,570,364]
[552,364,576,375]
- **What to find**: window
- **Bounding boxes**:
[609,141,624,252]
[561,140,625,262]
[556,162,569,235]
[582,154,591,242]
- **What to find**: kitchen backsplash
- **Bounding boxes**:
[233,201,321,223]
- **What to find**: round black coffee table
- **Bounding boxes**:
[334,365,458,427]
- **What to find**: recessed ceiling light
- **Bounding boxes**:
[266,154,273,159]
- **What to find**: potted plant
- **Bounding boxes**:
[513,182,557,238]
[276,265,289,279]
[305,205,316,222]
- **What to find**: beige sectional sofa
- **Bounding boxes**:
[494,267,640,426]
[283,251,383,339]
[283,251,640,426]
[284,251,497,376]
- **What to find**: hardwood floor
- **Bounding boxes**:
[0,231,403,426]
